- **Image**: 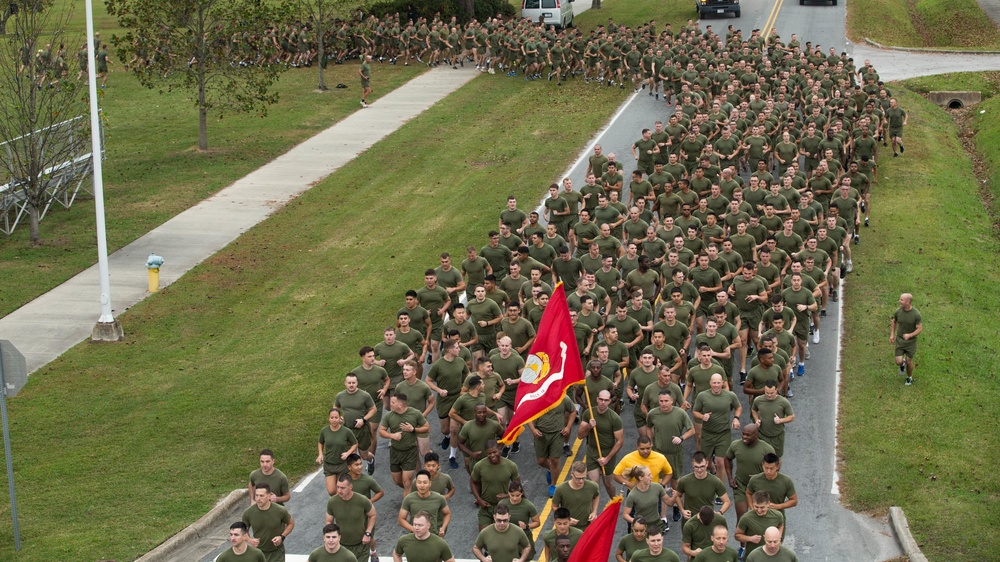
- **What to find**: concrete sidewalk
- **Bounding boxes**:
[0,65,480,374]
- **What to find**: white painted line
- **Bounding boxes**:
[294,468,322,493]
[831,276,846,496]
[533,90,641,215]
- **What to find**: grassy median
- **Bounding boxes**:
[847,0,1000,49]
[0,74,628,561]
[837,84,1000,561]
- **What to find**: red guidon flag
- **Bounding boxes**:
[567,497,622,562]
[499,283,584,445]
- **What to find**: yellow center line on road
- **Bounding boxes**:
[762,0,786,40]
[532,434,586,562]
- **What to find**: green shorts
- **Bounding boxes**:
[534,431,564,459]
[478,504,496,527]
[360,78,370,89]
[262,547,287,562]
[663,450,683,479]
[586,452,617,473]
[759,433,785,459]
[437,395,458,419]
[323,462,348,478]
[740,312,763,334]
[473,334,496,353]
[389,446,419,472]
[700,430,732,457]
[345,542,370,562]
[352,425,372,451]
[895,338,917,359]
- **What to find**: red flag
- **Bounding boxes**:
[499,283,584,444]
[566,497,623,562]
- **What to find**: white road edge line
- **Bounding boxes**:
[832,276,846,496]
[293,468,322,493]
[533,90,641,215]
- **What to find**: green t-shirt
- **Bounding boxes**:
[308,546,357,562]
[892,307,922,341]
[676,472,727,515]
[393,533,454,562]
[647,406,693,455]
[242,503,291,553]
[752,395,793,438]
[499,497,539,535]
[474,524,531,562]
[350,473,382,500]
[249,468,289,505]
[351,364,389,406]
[450,391,486,423]
[692,546,740,561]
[395,379,433,414]
[553,479,600,525]
[218,545,267,562]
[682,512,728,552]
[686,364,726,398]
[745,546,798,562]
[319,425,358,474]
[746,472,797,514]
[624,482,667,525]
[693,390,740,434]
[533,395,575,434]
[630,547,682,562]
[428,356,469,412]
[581,407,623,463]
[375,341,413,385]
[429,472,454,497]
[335,389,376,429]
[541,526,583,554]
[459,418,504,454]
[617,533,648,562]
[401,491,449,534]
[379,407,427,451]
[471,457,520,506]
[737,509,785,556]
[725,440,776,488]
[325,493,373,545]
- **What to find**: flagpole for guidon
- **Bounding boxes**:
[582,385,606,475]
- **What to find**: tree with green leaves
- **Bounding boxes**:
[0,0,90,245]
[106,0,290,151]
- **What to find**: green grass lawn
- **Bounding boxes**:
[837,85,1000,561]
[0,61,425,317]
[0,73,629,561]
[847,0,1000,49]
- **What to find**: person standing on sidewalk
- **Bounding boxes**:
[360,54,373,107]
[890,293,923,385]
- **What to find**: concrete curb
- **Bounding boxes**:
[863,37,1000,55]
[136,488,247,562]
[888,506,928,562]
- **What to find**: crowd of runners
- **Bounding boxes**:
[219,13,925,562]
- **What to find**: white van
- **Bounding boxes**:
[521,0,575,28]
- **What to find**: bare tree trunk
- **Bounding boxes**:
[197,5,208,151]
[0,9,11,35]
[29,205,40,245]
[592,0,602,9]
[462,0,474,20]
[316,0,326,90]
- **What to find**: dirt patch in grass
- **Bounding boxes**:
[947,108,1000,234]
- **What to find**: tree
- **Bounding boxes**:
[0,1,90,245]
[106,0,289,151]
[297,0,362,92]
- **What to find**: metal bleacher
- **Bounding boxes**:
[0,113,105,236]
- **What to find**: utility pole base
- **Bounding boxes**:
[91,320,123,342]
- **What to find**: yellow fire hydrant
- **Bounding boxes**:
[146,253,164,293]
